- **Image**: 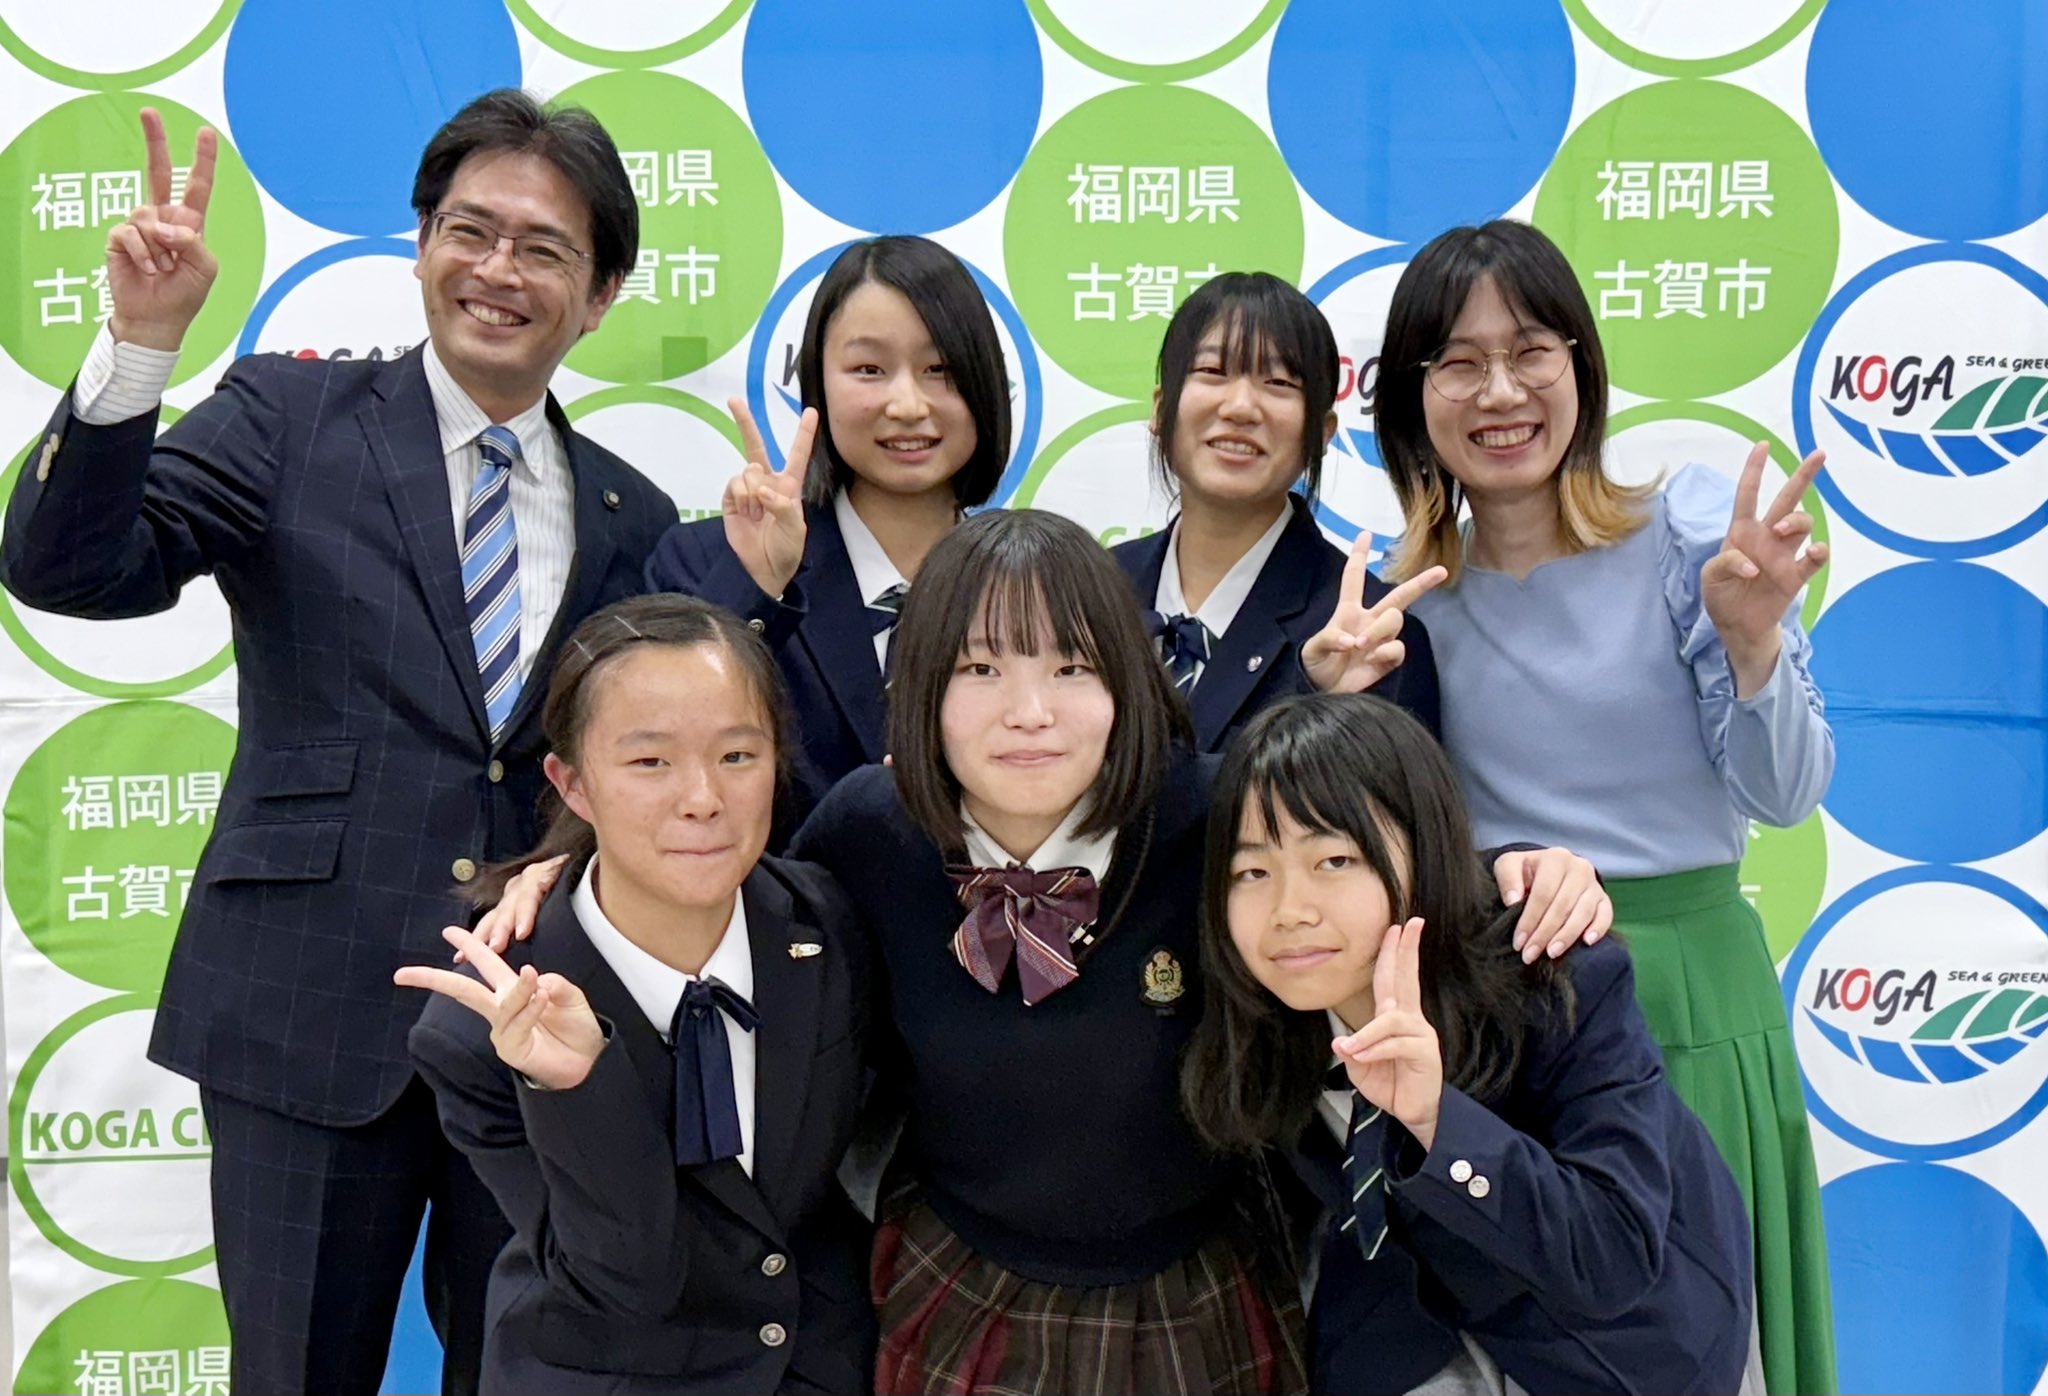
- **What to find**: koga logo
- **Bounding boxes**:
[1783,867,2048,1158]
[1806,963,2047,1083]
[284,345,414,363]
[23,1105,210,1159]
[1335,349,1381,421]
[1821,351,2048,479]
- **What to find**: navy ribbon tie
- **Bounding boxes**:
[670,976,759,1167]
[1146,611,1211,690]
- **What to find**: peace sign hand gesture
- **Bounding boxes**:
[1334,917,1444,1151]
[1700,443,1829,697]
[106,108,220,352]
[396,927,607,1091]
[1302,537,1447,694]
[722,396,820,600]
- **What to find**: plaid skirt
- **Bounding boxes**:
[871,1187,1308,1396]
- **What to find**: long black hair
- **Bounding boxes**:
[1182,693,1571,1153]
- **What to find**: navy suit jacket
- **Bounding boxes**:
[409,857,875,1395]
[0,351,675,1126]
[644,502,880,819]
[1111,496,1441,753]
[1288,938,1754,1395]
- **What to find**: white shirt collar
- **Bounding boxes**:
[421,339,552,479]
[1153,502,1293,640]
[569,854,755,1038]
[833,489,911,608]
[961,799,1116,883]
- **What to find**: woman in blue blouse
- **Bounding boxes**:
[1370,219,1834,1394]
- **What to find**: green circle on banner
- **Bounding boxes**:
[1010,400,1154,507]
[0,1,242,91]
[566,383,745,454]
[8,994,217,1276]
[1024,0,1290,81]
[0,413,238,698]
[1558,0,1828,78]
[15,1277,229,1393]
[0,92,264,390]
[555,71,782,384]
[1003,85,1303,401]
[504,0,752,67]
[1607,401,1831,628]
[1532,80,1836,400]
[1739,811,1827,963]
[3,702,236,992]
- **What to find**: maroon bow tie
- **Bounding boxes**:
[943,865,1100,1006]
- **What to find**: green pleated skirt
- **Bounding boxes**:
[1606,864,1837,1396]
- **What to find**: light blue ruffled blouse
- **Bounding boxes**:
[1410,464,1833,878]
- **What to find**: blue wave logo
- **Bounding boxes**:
[1824,372,2048,478]
[1806,985,2048,1084]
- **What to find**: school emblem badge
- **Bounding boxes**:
[1141,948,1185,1009]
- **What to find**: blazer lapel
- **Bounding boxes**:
[494,402,622,745]
[1190,499,1325,744]
[362,352,488,737]
[1116,524,1171,603]
[534,874,786,1245]
[796,504,889,763]
[739,867,823,1225]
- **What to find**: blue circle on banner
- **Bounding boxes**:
[1303,244,1414,553]
[1809,563,2048,862]
[1792,241,2048,559]
[1268,0,1573,241]
[237,238,418,357]
[744,243,1043,502]
[1823,1163,2048,1394]
[1808,0,2048,241]
[224,0,520,236]
[742,0,1041,233]
[1783,866,2048,1159]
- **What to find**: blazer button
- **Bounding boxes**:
[487,760,505,784]
[1448,1159,1473,1184]
[759,1322,787,1348]
[1467,1174,1491,1200]
[748,618,765,634]
[452,857,478,882]
[760,1252,787,1277]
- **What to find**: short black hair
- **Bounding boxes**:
[797,236,1011,509]
[885,509,1190,850]
[412,88,639,292]
[1152,271,1341,505]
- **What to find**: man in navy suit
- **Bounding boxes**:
[0,91,676,1396]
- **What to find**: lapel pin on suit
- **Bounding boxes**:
[37,432,59,481]
[788,942,823,959]
[1246,655,1263,672]
[602,488,621,510]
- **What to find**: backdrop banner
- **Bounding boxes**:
[2,2,2044,1392]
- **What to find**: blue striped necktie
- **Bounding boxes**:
[1340,1088,1389,1261]
[464,425,523,739]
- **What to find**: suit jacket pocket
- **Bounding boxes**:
[202,819,346,884]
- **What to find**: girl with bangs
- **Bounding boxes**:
[645,235,1012,820]
[1374,218,1835,1394]
[1184,693,1759,1396]
[1121,273,1595,962]
[473,511,1612,1395]
[792,509,1609,1396]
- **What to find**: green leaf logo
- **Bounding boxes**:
[1807,986,2048,1083]
[1824,372,2048,478]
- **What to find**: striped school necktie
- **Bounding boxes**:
[464,425,523,740]
[1340,1089,1389,1262]
[1152,612,1212,691]
[867,581,908,677]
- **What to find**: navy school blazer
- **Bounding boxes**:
[0,351,675,1126]
[1285,937,1754,1395]
[644,502,879,823]
[408,855,875,1395]
[1111,495,1442,753]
